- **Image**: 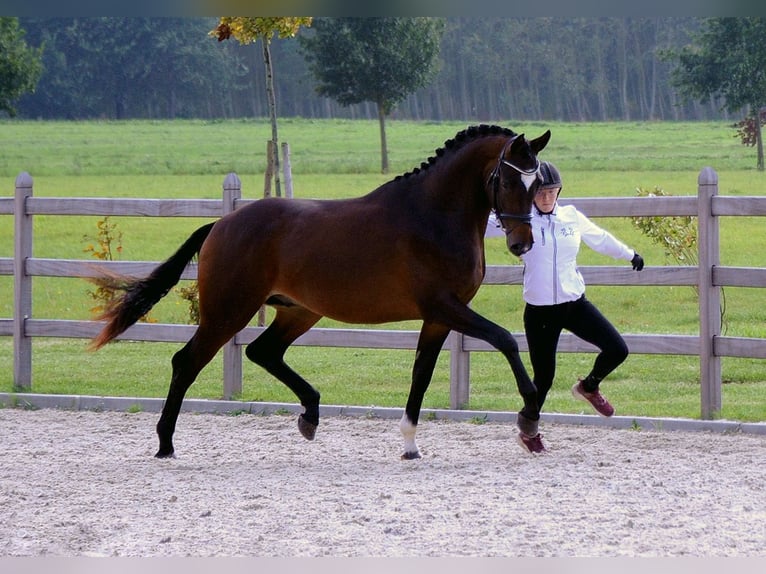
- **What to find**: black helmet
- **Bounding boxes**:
[538,161,562,191]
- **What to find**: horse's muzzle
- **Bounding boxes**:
[507,233,533,257]
[509,242,532,257]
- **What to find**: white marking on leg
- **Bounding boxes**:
[399,413,419,457]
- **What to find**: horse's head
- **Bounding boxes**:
[488,130,551,256]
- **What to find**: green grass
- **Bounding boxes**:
[1,118,765,422]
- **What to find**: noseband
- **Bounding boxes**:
[488,136,539,232]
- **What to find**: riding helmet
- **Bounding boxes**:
[538,161,562,191]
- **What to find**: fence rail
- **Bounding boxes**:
[3,169,766,418]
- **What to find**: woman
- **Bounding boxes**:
[515,161,644,454]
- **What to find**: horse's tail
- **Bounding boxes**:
[88,222,216,351]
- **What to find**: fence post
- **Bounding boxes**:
[282,142,293,199]
[222,172,243,400]
[264,141,275,199]
[698,166,721,419]
[449,331,470,409]
[14,172,33,390]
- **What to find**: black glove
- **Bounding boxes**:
[631,253,644,271]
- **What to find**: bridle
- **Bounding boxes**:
[487,136,540,232]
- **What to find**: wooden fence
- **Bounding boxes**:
[2,168,766,418]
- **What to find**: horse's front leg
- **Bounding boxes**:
[428,298,540,422]
[400,322,451,459]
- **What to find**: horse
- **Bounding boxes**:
[90,124,551,459]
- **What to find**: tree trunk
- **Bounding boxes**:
[618,23,631,121]
[262,38,281,197]
[377,102,389,174]
[756,106,765,171]
[648,19,659,120]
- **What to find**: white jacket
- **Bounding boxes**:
[520,202,635,306]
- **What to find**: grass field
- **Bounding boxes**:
[1,118,765,421]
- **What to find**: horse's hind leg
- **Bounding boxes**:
[400,322,451,459]
[155,326,234,458]
[245,304,322,440]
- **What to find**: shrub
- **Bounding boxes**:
[176,282,200,324]
[630,186,697,267]
[83,216,156,323]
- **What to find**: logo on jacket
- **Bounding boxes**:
[560,226,575,237]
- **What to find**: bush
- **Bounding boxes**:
[630,186,697,267]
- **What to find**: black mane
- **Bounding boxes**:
[394,124,517,181]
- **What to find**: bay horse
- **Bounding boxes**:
[90,124,551,459]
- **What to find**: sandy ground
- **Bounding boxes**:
[1,407,765,557]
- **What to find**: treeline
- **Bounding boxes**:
[15,17,730,122]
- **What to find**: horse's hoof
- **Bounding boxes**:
[155,449,176,459]
[401,450,422,460]
[298,415,317,441]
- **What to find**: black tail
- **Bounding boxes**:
[89,222,215,350]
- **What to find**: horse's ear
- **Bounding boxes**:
[530,130,552,154]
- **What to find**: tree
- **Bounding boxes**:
[11,17,731,124]
[213,17,313,196]
[17,17,244,120]
[0,17,42,117]
[300,17,444,173]
[666,17,766,170]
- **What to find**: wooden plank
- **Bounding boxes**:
[560,196,697,217]
[237,326,426,350]
[14,323,731,359]
[0,258,13,276]
[714,336,766,359]
[713,196,766,217]
[26,258,198,280]
[483,266,524,284]
[0,318,12,336]
[234,198,255,209]
[16,320,702,357]
[25,319,197,342]
[463,333,699,355]
[484,265,698,286]
[713,266,766,288]
[580,266,697,286]
[21,258,701,288]
[621,334,699,355]
[24,320,428,351]
[0,197,13,215]
[26,197,223,218]
[295,328,425,349]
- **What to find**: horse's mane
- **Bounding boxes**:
[394,124,517,181]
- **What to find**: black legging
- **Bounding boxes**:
[522,295,628,418]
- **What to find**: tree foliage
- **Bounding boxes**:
[733,109,766,147]
[631,186,697,268]
[13,17,735,124]
[666,17,766,170]
[299,17,444,173]
[212,17,312,43]
[17,17,246,119]
[212,17,312,196]
[0,17,43,117]
[300,17,443,115]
